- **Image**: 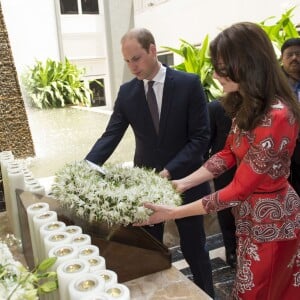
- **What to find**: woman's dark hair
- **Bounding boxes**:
[210,22,300,131]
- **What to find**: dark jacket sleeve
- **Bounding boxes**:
[164,74,210,178]
[85,91,129,165]
[207,100,236,189]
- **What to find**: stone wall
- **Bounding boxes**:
[0,2,35,159]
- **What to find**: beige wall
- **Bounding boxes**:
[134,0,300,53]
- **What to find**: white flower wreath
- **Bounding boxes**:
[51,161,182,226]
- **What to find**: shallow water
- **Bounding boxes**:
[25,106,134,178]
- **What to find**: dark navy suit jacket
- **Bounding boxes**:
[207,100,236,189]
[86,66,210,203]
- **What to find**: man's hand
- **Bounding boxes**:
[159,168,171,179]
[85,159,106,175]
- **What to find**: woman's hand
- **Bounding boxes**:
[133,202,175,226]
[172,179,188,193]
[171,166,213,193]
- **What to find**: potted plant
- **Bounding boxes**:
[22,58,93,109]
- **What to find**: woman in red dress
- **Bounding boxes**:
[135,22,300,299]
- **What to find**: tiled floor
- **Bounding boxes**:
[170,233,235,299]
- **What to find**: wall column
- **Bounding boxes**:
[102,0,134,109]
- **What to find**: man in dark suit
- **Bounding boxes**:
[85,28,214,297]
[281,38,300,196]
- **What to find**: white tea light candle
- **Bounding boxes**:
[32,211,57,264]
[68,273,105,300]
[65,225,82,239]
[92,269,118,290]
[26,202,49,266]
[85,255,106,272]
[105,283,130,300]
[39,221,66,260]
[0,152,14,231]
[57,258,89,300]
[48,244,79,271]
[71,234,91,247]
[43,232,72,261]
[78,245,99,259]
[7,165,25,238]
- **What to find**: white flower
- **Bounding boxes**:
[51,161,182,226]
[0,242,38,300]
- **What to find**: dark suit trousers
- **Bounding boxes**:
[144,181,215,298]
[289,140,300,196]
[217,208,236,255]
[289,161,300,196]
[214,167,237,256]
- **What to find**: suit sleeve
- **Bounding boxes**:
[206,100,218,159]
[85,93,129,165]
[164,76,210,176]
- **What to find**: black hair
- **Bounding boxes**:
[281,38,300,54]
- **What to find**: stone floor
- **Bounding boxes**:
[171,233,235,299]
[1,104,236,299]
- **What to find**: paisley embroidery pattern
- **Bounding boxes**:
[202,192,238,213]
[203,155,228,177]
[290,245,300,287]
[285,187,300,215]
[233,191,299,242]
[253,197,284,221]
[232,238,257,298]
[244,137,290,179]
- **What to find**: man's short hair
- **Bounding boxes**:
[281,38,300,54]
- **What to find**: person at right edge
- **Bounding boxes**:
[281,38,300,196]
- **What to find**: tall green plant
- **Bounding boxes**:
[163,7,299,101]
[259,6,300,56]
[163,35,222,101]
[22,58,92,109]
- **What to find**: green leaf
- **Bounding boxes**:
[36,257,57,272]
[38,280,58,293]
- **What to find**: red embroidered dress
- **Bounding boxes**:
[202,100,300,299]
